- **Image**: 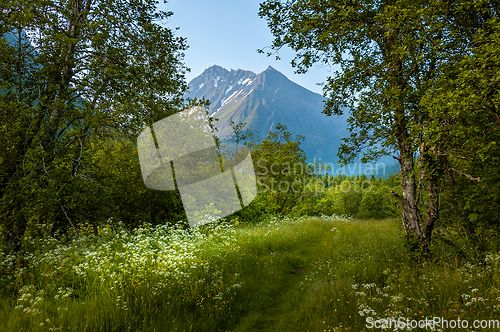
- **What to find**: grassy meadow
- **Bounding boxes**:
[1,215,499,331]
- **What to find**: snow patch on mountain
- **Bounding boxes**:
[225,85,233,95]
[211,107,224,118]
[225,90,238,103]
[241,78,253,85]
[197,83,204,92]
[244,89,254,97]
[213,76,220,87]
[220,89,244,108]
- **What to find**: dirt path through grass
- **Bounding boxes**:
[230,219,336,331]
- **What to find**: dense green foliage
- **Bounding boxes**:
[419,3,500,256]
[291,173,400,219]
[1,0,500,330]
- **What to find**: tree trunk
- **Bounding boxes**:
[388,61,423,248]
[8,217,27,252]
[393,129,424,250]
[7,191,28,252]
[420,143,441,253]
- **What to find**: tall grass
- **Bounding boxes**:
[1,216,499,331]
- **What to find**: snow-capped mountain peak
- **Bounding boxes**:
[185,65,350,164]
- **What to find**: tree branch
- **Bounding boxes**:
[450,168,480,181]
[61,205,78,239]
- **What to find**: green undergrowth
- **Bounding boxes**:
[1,216,500,331]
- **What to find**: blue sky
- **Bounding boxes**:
[159,0,337,95]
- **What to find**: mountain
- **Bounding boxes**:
[186,65,349,161]
[186,65,397,177]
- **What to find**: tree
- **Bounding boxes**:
[228,120,248,151]
[258,0,498,255]
[246,124,311,215]
[0,0,188,251]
